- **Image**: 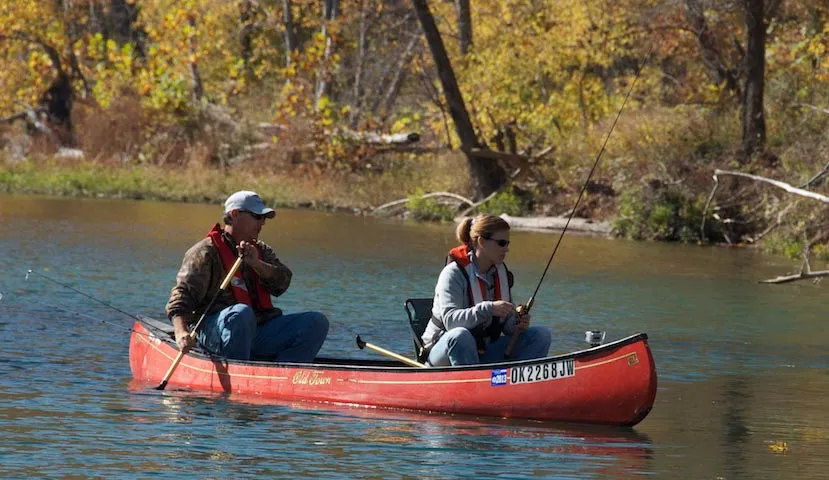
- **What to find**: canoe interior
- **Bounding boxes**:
[137,315,650,371]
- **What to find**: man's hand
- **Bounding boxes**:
[172,317,195,352]
[238,240,260,266]
[174,328,195,352]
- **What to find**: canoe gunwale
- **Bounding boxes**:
[135,316,649,373]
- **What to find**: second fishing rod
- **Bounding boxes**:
[505,57,648,358]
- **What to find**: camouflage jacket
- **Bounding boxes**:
[166,233,292,326]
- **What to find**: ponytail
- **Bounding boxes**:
[456,215,510,247]
[455,217,474,245]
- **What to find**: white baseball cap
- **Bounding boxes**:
[224,191,276,218]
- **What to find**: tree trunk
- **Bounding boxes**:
[239,0,256,71]
[683,0,739,93]
[350,0,368,126]
[455,0,472,56]
[410,0,505,198]
[372,32,419,119]
[741,0,766,158]
[315,0,338,105]
[108,0,143,51]
[282,0,298,67]
[188,16,203,101]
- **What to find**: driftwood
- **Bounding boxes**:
[334,130,420,145]
[761,250,828,284]
[703,168,829,242]
[498,214,611,235]
[458,190,499,218]
[705,168,829,284]
[713,169,829,204]
[761,269,829,284]
[3,101,60,147]
[372,191,473,214]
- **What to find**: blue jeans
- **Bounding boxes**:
[427,326,552,366]
[196,304,329,362]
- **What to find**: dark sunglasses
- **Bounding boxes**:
[243,210,268,221]
[485,237,510,247]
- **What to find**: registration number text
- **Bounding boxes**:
[510,359,575,385]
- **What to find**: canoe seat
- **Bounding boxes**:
[404,298,433,363]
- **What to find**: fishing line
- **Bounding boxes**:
[27,269,140,321]
[26,269,385,356]
[24,270,167,345]
[38,298,140,335]
[522,44,654,314]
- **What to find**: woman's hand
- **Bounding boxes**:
[514,311,532,332]
[492,300,515,317]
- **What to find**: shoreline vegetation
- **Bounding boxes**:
[0,157,612,235]
[1,1,828,280]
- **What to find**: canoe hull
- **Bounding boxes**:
[129,319,656,426]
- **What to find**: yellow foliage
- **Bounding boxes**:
[423,0,659,150]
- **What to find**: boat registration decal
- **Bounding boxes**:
[490,368,508,386]
[510,359,575,385]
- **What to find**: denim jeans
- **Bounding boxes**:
[427,326,552,366]
[196,304,329,362]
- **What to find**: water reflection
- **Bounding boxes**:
[129,386,654,478]
[3,194,829,478]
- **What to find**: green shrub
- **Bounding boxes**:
[613,181,709,242]
[478,191,528,216]
[408,193,453,221]
[763,233,805,260]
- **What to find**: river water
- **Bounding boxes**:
[1,193,827,478]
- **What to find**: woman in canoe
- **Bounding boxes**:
[421,215,552,366]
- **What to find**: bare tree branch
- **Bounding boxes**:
[794,103,829,115]
[713,169,829,204]
[372,191,473,214]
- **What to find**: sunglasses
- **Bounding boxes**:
[243,211,268,221]
[485,237,510,247]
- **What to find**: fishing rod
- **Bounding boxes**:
[506,51,651,357]
[28,268,424,368]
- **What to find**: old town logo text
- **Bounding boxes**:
[292,370,332,386]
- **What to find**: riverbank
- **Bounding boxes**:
[0,156,628,236]
[0,156,617,235]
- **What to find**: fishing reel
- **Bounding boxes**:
[585,330,606,347]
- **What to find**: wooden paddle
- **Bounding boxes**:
[356,335,427,368]
[156,255,244,390]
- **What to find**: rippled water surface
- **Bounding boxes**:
[1,193,827,479]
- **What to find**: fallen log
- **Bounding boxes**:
[760,270,829,284]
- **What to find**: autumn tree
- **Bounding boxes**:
[411,0,506,199]
[681,0,782,159]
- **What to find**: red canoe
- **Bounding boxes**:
[129,317,657,426]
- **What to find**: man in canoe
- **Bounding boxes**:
[166,190,329,361]
[421,215,551,366]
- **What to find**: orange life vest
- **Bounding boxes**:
[206,224,274,311]
[445,244,513,350]
[447,245,511,305]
